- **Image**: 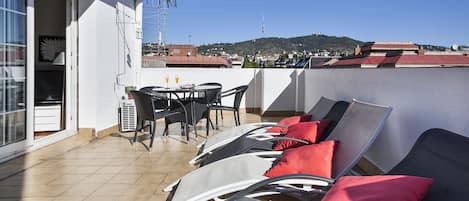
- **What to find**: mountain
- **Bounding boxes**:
[198,34,364,56]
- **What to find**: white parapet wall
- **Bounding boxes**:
[304,67,469,171]
[138,68,307,113]
[261,69,305,113]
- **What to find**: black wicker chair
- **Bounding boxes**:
[208,85,249,127]
[164,87,220,138]
[198,82,224,123]
[131,90,186,149]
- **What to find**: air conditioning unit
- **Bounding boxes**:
[119,100,137,132]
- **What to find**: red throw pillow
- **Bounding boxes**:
[264,140,337,179]
[266,115,312,133]
[322,175,433,201]
[273,119,331,151]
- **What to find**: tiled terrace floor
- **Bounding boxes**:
[0,112,282,201]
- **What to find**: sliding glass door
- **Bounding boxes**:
[0,0,27,147]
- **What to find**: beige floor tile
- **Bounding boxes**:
[107,174,142,184]
[22,167,65,176]
[21,184,72,197]
[52,196,86,201]
[95,166,125,174]
[64,166,102,174]
[88,184,133,196]
[134,173,167,185]
[48,174,89,185]
[79,174,115,184]
[83,195,121,201]
[61,183,102,196]
[146,194,169,201]
[0,112,271,200]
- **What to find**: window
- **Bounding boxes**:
[0,0,26,146]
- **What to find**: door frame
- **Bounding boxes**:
[0,0,79,161]
[0,0,34,161]
[32,0,79,145]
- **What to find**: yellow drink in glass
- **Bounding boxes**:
[165,76,170,88]
[175,76,180,85]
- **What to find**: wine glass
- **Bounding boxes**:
[165,75,170,88]
[175,75,180,86]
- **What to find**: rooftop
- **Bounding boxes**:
[143,55,229,67]
[361,42,420,51]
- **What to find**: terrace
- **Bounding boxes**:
[1,0,469,199]
[0,110,282,200]
[1,66,469,200]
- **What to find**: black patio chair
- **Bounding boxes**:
[131,90,186,150]
[227,128,469,201]
[164,87,220,139]
[198,87,222,136]
[208,85,249,127]
[139,86,169,109]
[198,82,224,121]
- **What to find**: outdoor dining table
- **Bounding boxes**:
[151,85,222,139]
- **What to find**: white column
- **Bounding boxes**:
[26,0,35,146]
[134,0,143,87]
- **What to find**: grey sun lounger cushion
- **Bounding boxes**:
[169,100,392,201]
[231,129,469,201]
[387,128,469,201]
[202,124,263,151]
[199,101,350,166]
[171,155,272,201]
[200,97,337,152]
[200,137,275,166]
[307,96,337,120]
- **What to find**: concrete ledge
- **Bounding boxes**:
[96,125,120,139]
[79,125,120,139]
[245,107,261,114]
[354,157,385,175]
[78,128,95,137]
[261,110,305,117]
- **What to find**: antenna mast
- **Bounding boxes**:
[144,0,176,56]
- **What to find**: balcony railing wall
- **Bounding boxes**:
[138,68,307,114]
[139,67,469,171]
[304,67,469,171]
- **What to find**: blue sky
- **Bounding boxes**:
[142,0,469,46]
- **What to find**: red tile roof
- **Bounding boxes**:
[332,56,386,66]
[165,44,196,49]
[144,56,228,66]
[331,54,469,67]
[392,55,469,65]
[361,42,419,51]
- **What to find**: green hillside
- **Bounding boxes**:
[198,34,364,56]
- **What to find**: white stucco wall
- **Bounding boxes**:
[78,0,98,128]
[78,0,140,131]
[261,69,304,113]
[138,68,308,113]
[304,68,469,171]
